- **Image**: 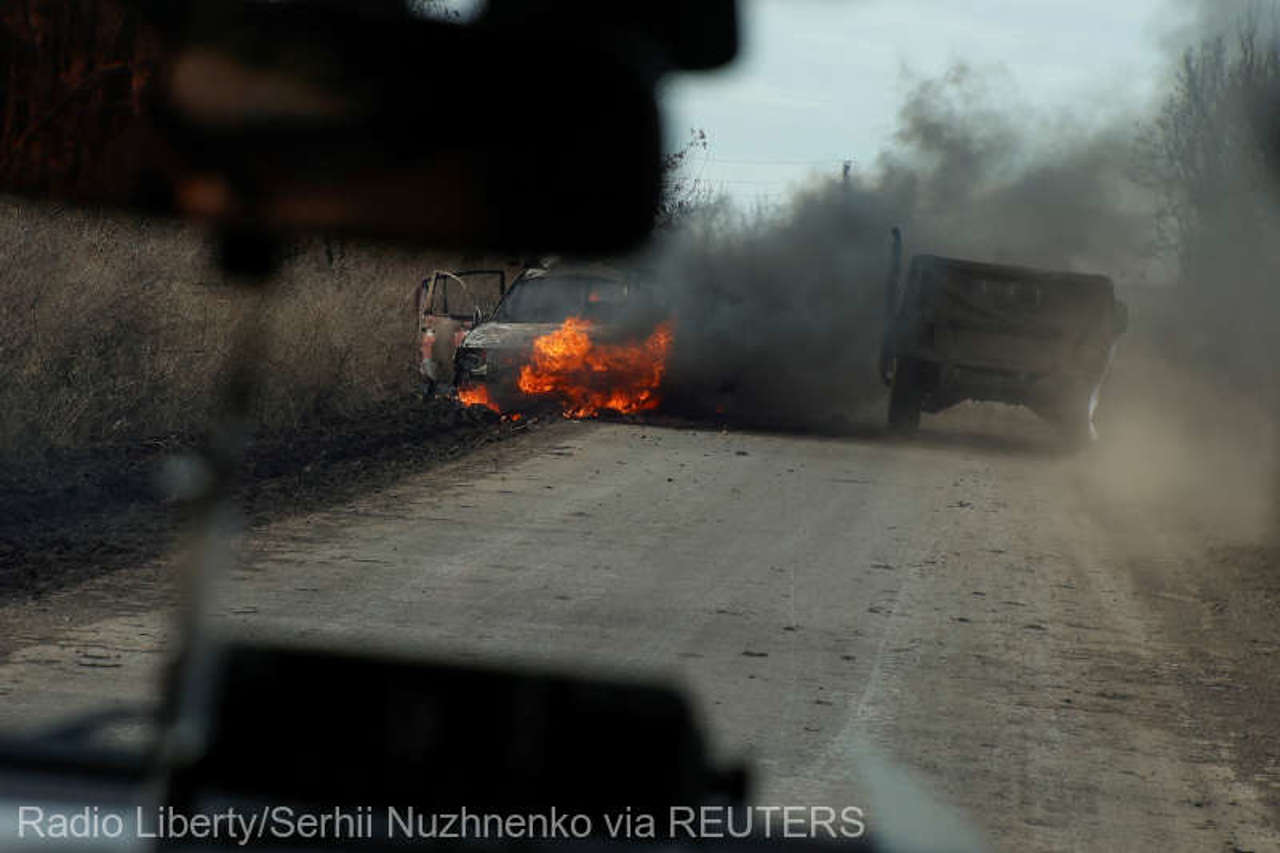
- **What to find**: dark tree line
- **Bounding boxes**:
[0,0,158,198]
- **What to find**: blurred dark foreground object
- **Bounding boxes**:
[164,642,741,817]
[0,0,737,253]
[0,641,884,850]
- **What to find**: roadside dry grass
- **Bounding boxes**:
[0,197,541,599]
[0,197,453,458]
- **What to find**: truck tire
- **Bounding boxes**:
[888,358,924,434]
[1051,384,1099,450]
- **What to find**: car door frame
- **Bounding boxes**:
[418,269,507,393]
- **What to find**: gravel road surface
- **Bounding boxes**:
[1,409,1277,851]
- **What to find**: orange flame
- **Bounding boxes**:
[458,384,500,412]
[518,317,674,418]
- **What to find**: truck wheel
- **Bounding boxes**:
[888,358,924,434]
[1054,386,1099,450]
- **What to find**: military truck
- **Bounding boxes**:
[880,230,1128,442]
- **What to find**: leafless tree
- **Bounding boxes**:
[655,128,710,229]
[1137,6,1280,540]
[1136,7,1280,385]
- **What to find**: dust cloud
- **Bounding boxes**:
[629,5,1280,539]
[1096,0,1280,541]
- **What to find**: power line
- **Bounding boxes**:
[706,178,800,186]
[706,157,851,167]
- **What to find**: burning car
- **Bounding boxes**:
[453,264,673,417]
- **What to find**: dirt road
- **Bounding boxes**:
[1,406,1277,851]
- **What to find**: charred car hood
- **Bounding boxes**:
[460,322,564,351]
[460,321,633,351]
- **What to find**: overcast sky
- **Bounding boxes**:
[662,0,1188,205]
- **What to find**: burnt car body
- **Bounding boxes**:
[453,264,656,408]
[417,269,507,394]
[883,252,1128,441]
